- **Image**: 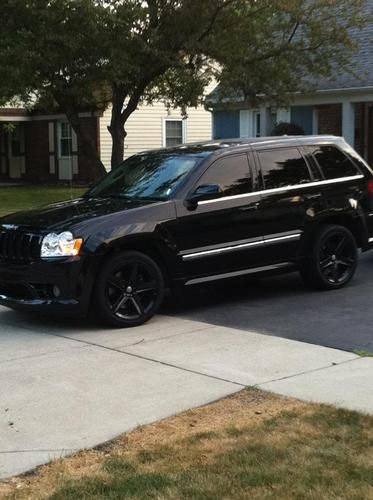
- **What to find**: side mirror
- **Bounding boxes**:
[184,184,221,211]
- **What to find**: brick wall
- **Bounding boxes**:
[317,103,366,159]
[317,104,342,136]
[21,116,100,184]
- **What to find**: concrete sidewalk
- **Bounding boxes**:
[1,307,372,479]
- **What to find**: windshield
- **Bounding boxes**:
[86,152,205,201]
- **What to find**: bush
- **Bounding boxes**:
[271,122,305,136]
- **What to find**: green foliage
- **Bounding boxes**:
[271,121,305,136]
[1,122,16,134]
[212,0,367,107]
[0,186,86,218]
[0,0,367,172]
[354,350,373,357]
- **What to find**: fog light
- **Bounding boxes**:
[53,285,61,298]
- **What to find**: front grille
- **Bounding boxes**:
[0,230,43,263]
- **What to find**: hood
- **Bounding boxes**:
[0,196,155,232]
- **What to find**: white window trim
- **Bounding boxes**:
[162,117,187,148]
[57,121,73,159]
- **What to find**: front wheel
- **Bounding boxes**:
[94,251,165,327]
[301,225,358,290]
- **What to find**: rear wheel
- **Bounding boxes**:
[301,225,358,290]
[94,251,165,327]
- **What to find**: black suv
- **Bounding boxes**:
[1,135,373,327]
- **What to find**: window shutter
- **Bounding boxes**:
[20,125,26,174]
[0,133,6,174]
[72,128,78,175]
[48,122,56,174]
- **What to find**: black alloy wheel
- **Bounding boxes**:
[94,251,165,327]
[301,225,358,290]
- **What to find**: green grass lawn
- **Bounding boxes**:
[0,186,86,218]
[2,389,373,499]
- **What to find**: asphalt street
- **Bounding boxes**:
[164,251,373,353]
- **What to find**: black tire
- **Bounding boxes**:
[301,224,358,290]
[93,251,165,327]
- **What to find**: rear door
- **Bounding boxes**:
[254,145,324,263]
[304,143,369,236]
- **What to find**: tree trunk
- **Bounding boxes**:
[54,92,107,181]
[66,111,107,181]
[75,126,106,181]
[108,84,128,169]
[108,122,127,169]
[108,79,161,169]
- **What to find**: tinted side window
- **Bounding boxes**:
[258,148,311,189]
[196,155,252,198]
[308,145,359,179]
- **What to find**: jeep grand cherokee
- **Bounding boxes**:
[1,135,372,327]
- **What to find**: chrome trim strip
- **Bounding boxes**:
[198,175,364,206]
[264,234,301,245]
[182,239,263,260]
[179,236,263,257]
[185,262,294,285]
[182,233,301,261]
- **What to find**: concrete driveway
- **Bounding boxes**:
[1,251,373,479]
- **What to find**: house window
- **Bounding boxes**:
[58,122,73,158]
[10,125,25,157]
[164,119,185,147]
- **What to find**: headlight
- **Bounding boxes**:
[41,231,83,258]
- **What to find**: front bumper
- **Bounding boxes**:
[0,295,80,314]
[0,256,95,316]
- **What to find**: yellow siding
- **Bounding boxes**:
[99,83,216,170]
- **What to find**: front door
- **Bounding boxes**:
[8,124,25,179]
[57,122,73,180]
[171,153,265,281]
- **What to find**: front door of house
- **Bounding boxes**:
[57,122,73,180]
[8,124,25,179]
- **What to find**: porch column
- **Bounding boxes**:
[312,108,319,135]
[240,110,253,138]
[342,101,355,147]
[260,106,272,137]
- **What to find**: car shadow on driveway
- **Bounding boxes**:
[162,253,373,353]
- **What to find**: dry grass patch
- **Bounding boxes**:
[1,389,373,499]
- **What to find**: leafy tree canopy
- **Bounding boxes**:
[0,0,366,177]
